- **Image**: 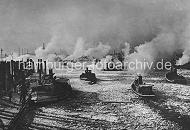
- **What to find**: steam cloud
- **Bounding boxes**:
[84,43,111,59]
[35,0,190,68]
[2,0,190,73]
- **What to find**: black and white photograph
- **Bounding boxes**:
[0,0,190,129]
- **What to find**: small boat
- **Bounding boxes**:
[165,71,187,85]
[80,68,97,84]
[31,75,72,103]
[131,76,155,97]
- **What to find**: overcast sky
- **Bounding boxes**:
[0,0,188,55]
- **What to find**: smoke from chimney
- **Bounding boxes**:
[30,0,190,73]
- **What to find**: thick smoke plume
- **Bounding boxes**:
[30,0,190,73]
[64,37,85,60]
[84,43,111,59]
[122,42,130,61]
[63,37,111,60]
[176,21,190,65]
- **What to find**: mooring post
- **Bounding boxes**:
[0,48,3,61]
[37,59,40,73]
[44,61,47,75]
[40,59,43,74]
[0,62,2,96]
[39,69,42,85]
[5,61,11,92]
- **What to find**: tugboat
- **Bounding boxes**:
[165,67,187,84]
[80,68,97,84]
[31,69,72,103]
[131,75,155,97]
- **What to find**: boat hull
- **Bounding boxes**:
[131,82,155,97]
[31,78,72,103]
[80,73,97,83]
[165,72,187,85]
